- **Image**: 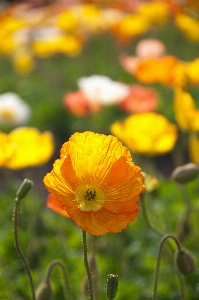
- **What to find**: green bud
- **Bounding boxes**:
[174,249,195,275]
[35,281,53,300]
[16,178,33,200]
[106,274,119,300]
[171,163,199,184]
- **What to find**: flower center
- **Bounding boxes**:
[75,184,105,212]
[84,189,97,202]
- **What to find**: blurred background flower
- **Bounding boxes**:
[120,38,166,76]
[0,132,14,167]
[174,88,199,132]
[111,112,178,156]
[0,92,31,126]
[118,84,158,113]
[63,90,101,116]
[78,75,130,105]
[189,133,199,164]
[2,127,54,169]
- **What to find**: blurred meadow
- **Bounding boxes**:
[0,0,199,299]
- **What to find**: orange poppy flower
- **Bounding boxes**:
[119,84,158,113]
[43,131,145,236]
[63,90,101,116]
[135,55,179,85]
[47,193,70,218]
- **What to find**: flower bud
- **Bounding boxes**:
[142,172,159,192]
[174,249,195,275]
[16,178,33,200]
[171,163,199,184]
[106,274,119,300]
[35,281,53,300]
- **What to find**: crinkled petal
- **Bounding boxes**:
[43,157,76,208]
[60,131,132,182]
[67,206,139,236]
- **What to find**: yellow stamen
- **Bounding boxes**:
[75,184,105,212]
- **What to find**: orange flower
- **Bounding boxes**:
[135,55,179,85]
[63,90,101,116]
[119,84,158,113]
[43,131,145,236]
[47,193,70,218]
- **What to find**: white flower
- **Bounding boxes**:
[78,75,130,105]
[0,92,31,126]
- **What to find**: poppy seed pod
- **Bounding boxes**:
[171,163,199,184]
[174,249,195,275]
[16,179,33,201]
[106,274,119,300]
[35,281,53,300]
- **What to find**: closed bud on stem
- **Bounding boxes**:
[106,274,119,300]
[35,280,53,300]
[16,178,33,200]
[174,249,195,275]
[171,163,199,184]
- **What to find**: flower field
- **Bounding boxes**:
[0,1,199,299]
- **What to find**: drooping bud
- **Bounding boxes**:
[171,163,199,184]
[174,249,195,275]
[106,274,119,300]
[142,172,159,192]
[16,178,33,200]
[35,281,53,300]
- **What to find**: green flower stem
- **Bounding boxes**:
[153,234,182,300]
[13,197,35,300]
[45,259,73,300]
[82,230,94,300]
[179,185,192,213]
[140,193,163,237]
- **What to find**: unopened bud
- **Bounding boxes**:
[171,163,199,184]
[106,274,119,300]
[174,249,195,275]
[16,178,33,200]
[35,281,53,300]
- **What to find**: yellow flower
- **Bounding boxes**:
[111,112,178,156]
[57,35,82,56]
[12,48,34,73]
[57,10,78,31]
[142,173,159,192]
[114,13,149,39]
[43,131,145,236]
[5,127,54,169]
[175,13,199,41]
[189,133,199,164]
[0,132,15,167]
[138,1,169,25]
[174,88,199,132]
[186,58,199,86]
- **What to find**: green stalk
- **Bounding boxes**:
[82,230,94,300]
[13,198,35,300]
[153,234,182,300]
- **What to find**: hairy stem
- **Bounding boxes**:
[13,198,35,300]
[82,230,94,300]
